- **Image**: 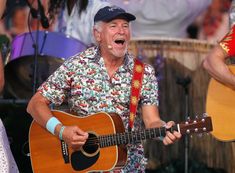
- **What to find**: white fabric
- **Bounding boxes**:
[54,0,110,46]
[0,119,19,173]
[229,0,235,27]
[109,0,212,38]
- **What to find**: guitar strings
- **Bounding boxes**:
[80,126,208,146]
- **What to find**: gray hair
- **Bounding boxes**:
[93,21,104,44]
[93,21,104,32]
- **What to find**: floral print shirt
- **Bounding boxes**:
[38,46,159,172]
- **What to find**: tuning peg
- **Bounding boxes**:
[201,118,205,123]
[202,113,208,117]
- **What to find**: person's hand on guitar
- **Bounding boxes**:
[57,125,88,150]
[162,121,182,145]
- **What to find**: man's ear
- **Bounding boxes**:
[93,28,101,42]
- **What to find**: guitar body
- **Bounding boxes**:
[206,65,235,141]
[29,110,127,173]
[29,110,213,172]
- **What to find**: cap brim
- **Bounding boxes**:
[98,12,136,22]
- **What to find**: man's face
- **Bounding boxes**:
[95,18,131,58]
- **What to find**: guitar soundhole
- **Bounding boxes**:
[71,132,100,171]
[82,133,99,155]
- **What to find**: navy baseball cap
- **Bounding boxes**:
[94,6,136,22]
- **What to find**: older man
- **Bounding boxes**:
[27,6,181,172]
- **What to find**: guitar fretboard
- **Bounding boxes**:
[98,126,176,147]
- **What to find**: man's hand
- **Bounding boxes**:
[62,126,89,150]
[162,121,181,145]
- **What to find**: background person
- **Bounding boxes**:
[47,0,110,46]
[203,24,235,88]
[108,0,212,38]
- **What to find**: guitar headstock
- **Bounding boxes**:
[179,115,213,135]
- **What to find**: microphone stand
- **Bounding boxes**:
[19,0,42,160]
[24,0,40,95]
[176,76,191,173]
[32,13,40,95]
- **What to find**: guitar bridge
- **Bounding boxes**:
[61,140,69,163]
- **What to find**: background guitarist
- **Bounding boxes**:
[27,5,181,172]
[203,0,235,88]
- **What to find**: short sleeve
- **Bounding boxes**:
[38,60,73,105]
[140,64,159,106]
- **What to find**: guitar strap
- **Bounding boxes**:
[129,59,145,131]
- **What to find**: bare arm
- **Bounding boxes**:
[203,45,235,88]
[27,92,54,126]
[141,105,181,145]
[27,92,88,150]
[0,0,6,18]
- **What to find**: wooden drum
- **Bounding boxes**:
[129,37,235,173]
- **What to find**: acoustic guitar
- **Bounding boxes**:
[29,110,212,173]
[206,65,235,142]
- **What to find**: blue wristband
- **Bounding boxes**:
[59,126,66,140]
[46,117,61,135]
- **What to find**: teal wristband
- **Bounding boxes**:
[59,126,65,140]
[46,117,61,135]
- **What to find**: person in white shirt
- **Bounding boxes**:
[48,0,110,46]
[108,0,212,38]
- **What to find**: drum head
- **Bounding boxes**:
[4,31,87,99]
[4,55,64,99]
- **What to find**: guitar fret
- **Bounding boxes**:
[104,136,107,147]
[147,129,150,139]
[158,128,161,138]
[117,134,122,145]
[117,134,120,145]
[108,135,111,146]
[122,133,126,144]
[126,133,131,143]
[112,134,116,145]
[151,129,154,138]
[142,131,146,140]
[99,136,102,147]
[98,136,102,147]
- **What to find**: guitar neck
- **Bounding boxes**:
[98,126,178,148]
[97,115,212,148]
